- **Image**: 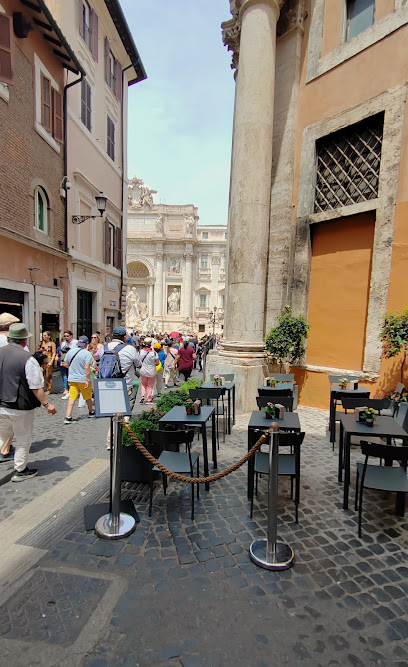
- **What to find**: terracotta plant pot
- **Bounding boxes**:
[270,383,276,388]
[186,408,193,415]
[365,419,374,426]
[264,412,273,419]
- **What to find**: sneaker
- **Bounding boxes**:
[88,411,95,417]
[0,451,14,463]
[64,417,76,424]
[139,397,145,403]
[12,467,38,482]
[61,393,70,400]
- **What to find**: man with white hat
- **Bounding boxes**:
[0,323,57,481]
[0,312,20,347]
[0,313,22,462]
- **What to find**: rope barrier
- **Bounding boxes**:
[123,422,270,484]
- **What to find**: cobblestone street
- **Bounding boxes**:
[0,376,407,666]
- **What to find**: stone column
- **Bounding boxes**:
[207,0,281,412]
[182,252,193,317]
[154,251,164,316]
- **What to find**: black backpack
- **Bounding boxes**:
[98,343,126,378]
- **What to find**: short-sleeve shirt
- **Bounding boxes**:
[65,347,93,382]
[177,345,194,371]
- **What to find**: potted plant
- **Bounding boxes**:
[262,402,276,419]
[264,306,309,372]
[213,374,220,386]
[269,376,277,388]
[185,398,194,415]
[339,377,349,389]
[380,307,408,382]
[364,407,376,426]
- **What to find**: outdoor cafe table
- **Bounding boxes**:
[202,381,236,434]
[339,413,408,515]
[329,386,370,444]
[247,410,301,499]
[159,405,216,491]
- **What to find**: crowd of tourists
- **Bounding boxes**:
[0,310,218,482]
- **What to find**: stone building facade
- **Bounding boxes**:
[125,178,227,334]
[0,0,83,349]
[208,0,408,412]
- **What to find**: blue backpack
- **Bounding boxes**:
[98,343,126,378]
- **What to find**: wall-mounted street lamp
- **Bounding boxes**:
[72,192,107,225]
[28,267,39,284]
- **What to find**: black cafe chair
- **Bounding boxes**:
[256,395,294,412]
[249,429,305,523]
[258,387,292,398]
[355,441,408,537]
[189,387,227,447]
[146,429,199,520]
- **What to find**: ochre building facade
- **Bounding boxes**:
[210,0,408,411]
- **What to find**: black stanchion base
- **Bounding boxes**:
[249,539,295,570]
[84,500,139,531]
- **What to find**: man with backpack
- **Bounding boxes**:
[100,327,142,449]
[99,326,142,410]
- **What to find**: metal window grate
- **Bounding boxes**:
[314,113,384,213]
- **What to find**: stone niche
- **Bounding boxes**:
[167,285,181,314]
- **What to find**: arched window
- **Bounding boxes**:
[35,186,49,233]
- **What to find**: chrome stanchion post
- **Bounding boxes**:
[250,423,295,570]
[95,412,136,540]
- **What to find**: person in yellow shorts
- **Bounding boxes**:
[62,336,95,424]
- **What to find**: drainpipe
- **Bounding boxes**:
[63,72,84,253]
[120,64,133,322]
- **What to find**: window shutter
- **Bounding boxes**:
[0,14,12,85]
[52,89,64,143]
[91,9,98,61]
[78,0,84,37]
[41,74,52,131]
[114,59,122,100]
[104,218,111,265]
[114,226,122,270]
[104,37,110,84]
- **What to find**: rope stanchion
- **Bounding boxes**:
[123,422,272,484]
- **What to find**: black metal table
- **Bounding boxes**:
[247,410,301,499]
[329,386,370,444]
[159,406,216,491]
[202,381,235,434]
[339,413,408,515]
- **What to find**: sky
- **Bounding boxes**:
[120,0,236,226]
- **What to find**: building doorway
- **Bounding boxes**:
[77,290,93,340]
[41,313,60,346]
[0,287,24,321]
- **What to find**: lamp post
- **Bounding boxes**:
[72,192,107,224]
[208,306,223,335]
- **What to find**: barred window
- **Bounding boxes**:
[314,113,383,213]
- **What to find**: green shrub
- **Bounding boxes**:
[123,417,159,446]
[177,377,204,395]
[123,377,204,447]
[155,390,188,413]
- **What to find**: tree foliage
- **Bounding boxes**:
[264,306,310,366]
